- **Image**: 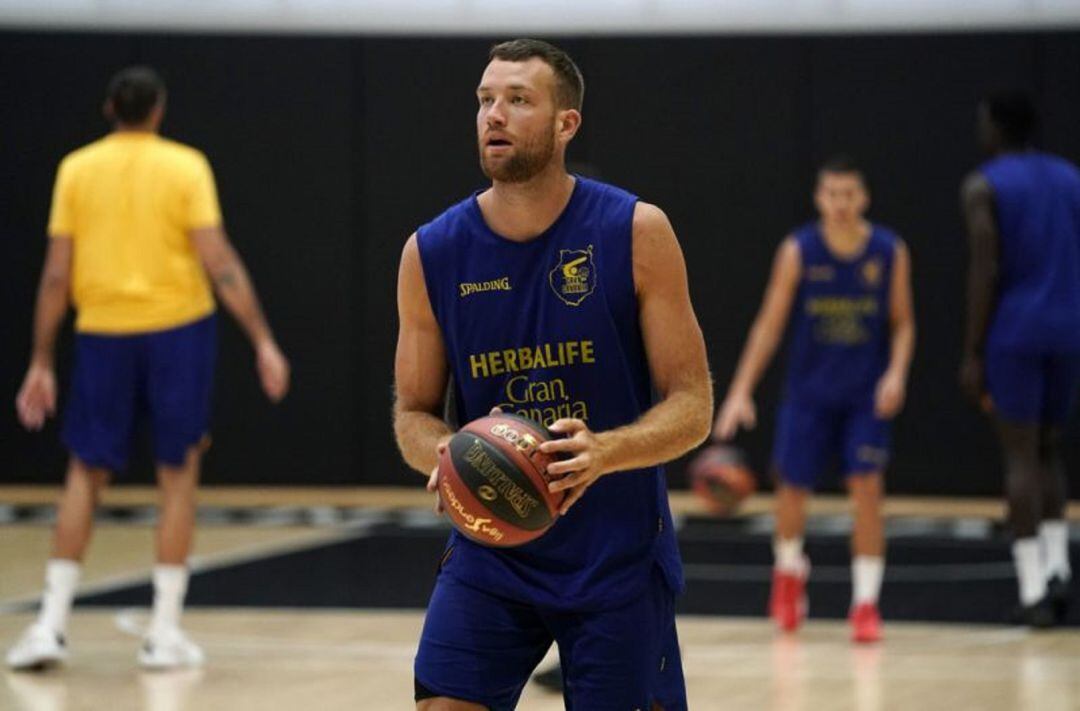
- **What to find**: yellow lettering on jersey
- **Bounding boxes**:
[467,340,596,380]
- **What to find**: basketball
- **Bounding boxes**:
[689,445,757,516]
[437,413,565,547]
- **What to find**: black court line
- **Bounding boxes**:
[67,515,1080,627]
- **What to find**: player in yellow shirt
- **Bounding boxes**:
[6,66,290,671]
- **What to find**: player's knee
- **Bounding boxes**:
[1005,467,1038,497]
[1039,426,1063,458]
[998,422,1040,459]
[416,699,488,711]
[156,463,199,496]
[68,457,111,492]
[848,472,882,501]
[777,481,811,501]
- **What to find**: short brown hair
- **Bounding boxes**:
[489,39,584,111]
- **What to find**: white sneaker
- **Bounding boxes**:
[6,623,68,671]
[138,627,205,670]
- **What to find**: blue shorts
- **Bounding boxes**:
[62,315,216,473]
[773,399,889,489]
[414,564,686,711]
[985,350,1080,425]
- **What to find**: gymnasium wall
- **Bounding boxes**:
[2,31,1079,495]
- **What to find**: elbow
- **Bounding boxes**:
[748,321,780,353]
[685,382,715,449]
[41,272,71,295]
[689,412,712,449]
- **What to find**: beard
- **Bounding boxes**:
[479,129,556,183]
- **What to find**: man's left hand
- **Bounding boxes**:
[538,418,615,515]
[874,368,907,419]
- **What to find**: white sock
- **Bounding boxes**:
[149,565,189,634]
[852,556,884,606]
[773,537,805,574]
[1013,538,1046,606]
[1039,520,1071,581]
[37,559,81,634]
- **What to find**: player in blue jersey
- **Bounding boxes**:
[960,91,1080,627]
[714,158,915,643]
[393,39,712,710]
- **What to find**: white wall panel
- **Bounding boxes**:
[0,0,1078,34]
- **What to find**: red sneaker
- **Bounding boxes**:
[849,603,882,643]
[769,563,808,632]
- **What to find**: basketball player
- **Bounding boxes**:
[394,39,711,710]
[7,67,290,670]
[960,91,1080,627]
[714,158,915,643]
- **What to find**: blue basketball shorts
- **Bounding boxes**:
[414,565,686,711]
[62,314,217,473]
[984,350,1080,425]
[772,399,890,489]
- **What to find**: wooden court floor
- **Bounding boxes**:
[3,608,1080,711]
[3,487,1080,710]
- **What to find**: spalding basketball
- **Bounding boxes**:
[437,413,565,547]
[689,445,756,516]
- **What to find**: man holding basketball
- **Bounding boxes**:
[394,39,711,710]
[713,158,915,643]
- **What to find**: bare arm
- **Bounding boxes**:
[30,238,73,368]
[874,240,915,418]
[960,173,1000,358]
[190,227,289,402]
[543,203,713,510]
[886,242,915,377]
[392,233,453,478]
[713,237,801,439]
[959,172,999,406]
[15,237,73,430]
[191,227,273,346]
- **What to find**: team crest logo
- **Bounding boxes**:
[549,246,597,306]
[860,258,883,289]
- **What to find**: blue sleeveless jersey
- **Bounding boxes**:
[784,223,897,406]
[416,177,683,611]
[980,152,1080,353]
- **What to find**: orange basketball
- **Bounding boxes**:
[437,414,565,547]
[689,445,756,516]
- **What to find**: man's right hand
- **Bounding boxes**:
[713,393,756,441]
[959,352,992,413]
[426,409,503,515]
[16,363,57,431]
[428,438,452,514]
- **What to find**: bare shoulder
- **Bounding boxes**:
[960,171,993,202]
[398,232,427,293]
[401,231,431,275]
[632,202,676,245]
[776,234,801,266]
[631,202,684,293]
[631,202,680,263]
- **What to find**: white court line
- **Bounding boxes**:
[112,608,419,658]
[106,610,1079,681]
[0,521,381,615]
